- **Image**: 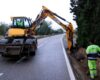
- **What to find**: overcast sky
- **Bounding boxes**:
[0,0,77,29]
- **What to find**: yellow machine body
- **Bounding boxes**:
[8,28,25,37]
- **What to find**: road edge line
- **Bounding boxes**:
[61,36,76,80]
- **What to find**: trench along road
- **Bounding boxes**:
[0,34,72,80]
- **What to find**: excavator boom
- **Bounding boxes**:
[31,6,74,50]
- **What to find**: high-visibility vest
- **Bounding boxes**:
[16,21,24,26]
[86,45,100,59]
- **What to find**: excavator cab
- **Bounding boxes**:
[7,17,32,37]
[11,17,32,28]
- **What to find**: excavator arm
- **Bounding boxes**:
[31,6,74,51]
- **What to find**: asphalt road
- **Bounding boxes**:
[0,35,71,80]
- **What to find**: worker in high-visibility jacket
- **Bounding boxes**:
[16,20,24,27]
[86,43,100,80]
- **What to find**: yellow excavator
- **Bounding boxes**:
[0,6,73,58]
[0,17,38,58]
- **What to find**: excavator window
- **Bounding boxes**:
[12,17,32,28]
[13,18,24,27]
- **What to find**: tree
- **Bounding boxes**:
[36,20,53,35]
[70,0,100,47]
[0,23,8,35]
[36,20,64,35]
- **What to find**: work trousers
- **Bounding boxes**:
[88,60,97,79]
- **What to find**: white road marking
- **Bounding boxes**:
[0,73,4,76]
[16,56,26,63]
[61,36,76,80]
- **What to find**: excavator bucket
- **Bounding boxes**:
[66,23,74,51]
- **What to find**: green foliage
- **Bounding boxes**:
[54,29,64,34]
[36,20,51,35]
[0,23,8,35]
[70,0,100,47]
[36,20,64,35]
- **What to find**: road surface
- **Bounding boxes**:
[0,35,71,80]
